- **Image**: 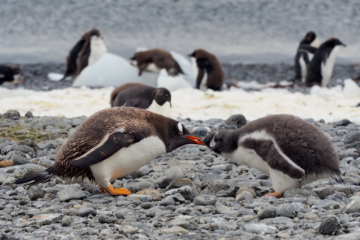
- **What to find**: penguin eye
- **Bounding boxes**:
[177,123,183,135]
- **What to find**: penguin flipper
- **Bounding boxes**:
[70,132,135,168]
[242,138,305,179]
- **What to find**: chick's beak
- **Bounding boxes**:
[186,136,205,145]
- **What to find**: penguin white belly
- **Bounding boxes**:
[269,168,300,193]
[299,54,307,82]
[90,136,166,187]
[190,57,198,77]
[200,72,208,91]
[89,38,107,65]
[321,46,340,87]
[146,63,161,73]
[146,100,171,117]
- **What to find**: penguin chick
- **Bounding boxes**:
[110,83,172,117]
[15,107,204,196]
[203,114,343,198]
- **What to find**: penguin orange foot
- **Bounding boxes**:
[14,107,205,194]
[265,192,283,198]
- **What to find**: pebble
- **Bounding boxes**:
[346,199,360,213]
[236,191,254,201]
[257,206,277,219]
[244,223,277,234]
[78,206,97,217]
[98,214,116,223]
[57,185,87,202]
[13,164,46,179]
[318,217,342,235]
[225,114,247,128]
[160,226,188,235]
[164,166,184,180]
[28,185,45,200]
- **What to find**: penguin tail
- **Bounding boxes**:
[14,167,56,186]
[331,169,345,184]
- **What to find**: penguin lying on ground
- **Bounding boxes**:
[0,65,21,85]
[306,38,346,87]
[189,49,224,91]
[130,49,183,77]
[15,107,204,195]
[62,28,107,80]
[203,114,343,198]
[110,83,172,117]
[294,31,318,83]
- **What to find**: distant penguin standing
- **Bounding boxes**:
[62,28,107,80]
[306,38,346,87]
[0,65,22,85]
[130,49,183,77]
[110,83,172,117]
[203,114,343,198]
[15,107,204,195]
[188,49,224,91]
[294,31,318,82]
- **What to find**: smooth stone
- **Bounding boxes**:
[57,186,87,202]
[215,202,238,217]
[318,216,342,235]
[244,223,277,234]
[25,111,33,118]
[277,203,303,218]
[13,145,35,155]
[257,206,277,219]
[160,226,188,235]
[313,187,335,199]
[0,170,7,184]
[346,200,360,213]
[226,114,247,128]
[164,166,184,180]
[98,214,116,223]
[193,195,217,206]
[78,207,97,217]
[166,185,200,202]
[283,188,318,198]
[334,232,360,240]
[123,227,139,234]
[235,187,257,198]
[126,194,147,202]
[171,192,186,203]
[3,110,20,119]
[344,131,360,144]
[170,216,193,229]
[13,164,46,179]
[28,186,45,201]
[167,178,194,190]
[159,196,176,206]
[191,127,211,137]
[136,189,161,201]
[335,119,351,126]
[61,216,72,227]
[141,202,153,209]
[236,191,254,201]
[71,118,84,127]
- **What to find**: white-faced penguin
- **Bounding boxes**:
[62,28,107,80]
[110,83,172,117]
[306,38,346,87]
[294,31,318,82]
[130,49,183,77]
[188,49,224,91]
[203,114,343,198]
[0,65,22,85]
[15,107,204,195]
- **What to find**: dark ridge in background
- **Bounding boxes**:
[1,0,360,64]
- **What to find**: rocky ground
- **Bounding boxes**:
[0,110,360,239]
[1,63,360,91]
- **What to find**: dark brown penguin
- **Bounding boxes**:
[203,114,343,198]
[111,83,172,117]
[130,49,183,77]
[62,28,106,80]
[0,65,21,85]
[15,107,204,195]
[189,49,224,91]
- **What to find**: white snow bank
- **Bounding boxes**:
[1,84,360,123]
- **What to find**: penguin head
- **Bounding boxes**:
[188,49,207,59]
[153,88,172,106]
[325,38,346,48]
[165,122,204,152]
[203,130,238,154]
[303,31,316,44]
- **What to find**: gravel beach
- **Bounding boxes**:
[0,110,360,239]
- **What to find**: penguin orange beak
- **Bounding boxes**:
[186,136,205,145]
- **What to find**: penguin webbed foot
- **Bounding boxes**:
[101,185,131,196]
[265,192,283,198]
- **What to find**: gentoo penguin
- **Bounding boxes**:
[130,49,183,77]
[203,114,343,198]
[15,107,204,195]
[188,49,224,91]
[294,31,318,82]
[110,83,172,117]
[306,38,346,87]
[62,28,107,80]
[0,65,21,85]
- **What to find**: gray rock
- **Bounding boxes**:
[13,145,35,155]
[160,226,188,235]
[71,118,84,127]
[164,166,184,180]
[335,119,351,126]
[159,196,176,206]
[313,187,335,199]
[61,216,72,227]
[0,170,7,184]
[277,203,303,218]
[312,200,340,210]
[170,216,193,229]
[171,192,186,203]
[78,207,97,217]
[226,114,247,128]
[236,191,254,201]
[28,186,45,201]
[191,127,211,137]
[123,227,139,234]
[18,139,40,151]
[193,195,217,206]
[334,232,360,240]
[346,199,360,213]
[141,202,153,209]
[167,178,194,190]
[57,185,87,202]
[25,111,33,118]
[3,110,20,119]
[13,164,46,179]
[98,214,116,223]
[215,202,238,217]
[257,206,277,219]
[244,223,277,234]
[283,188,318,198]
[318,217,342,235]
[344,131,360,144]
